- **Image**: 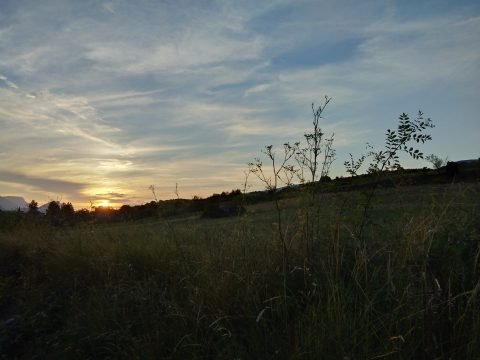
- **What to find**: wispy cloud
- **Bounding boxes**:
[0,83,122,146]
[0,74,18,89]
[0,171,87,196]
[0,0,479,206]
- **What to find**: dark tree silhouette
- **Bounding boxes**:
[61,202,75,221]
[28,200,39,215]
[46,201,61,219]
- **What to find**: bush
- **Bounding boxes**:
[201,202,245,218]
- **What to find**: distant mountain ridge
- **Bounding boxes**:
[38,201,60,214]
[0,196,28,211]
[0,196,60,213]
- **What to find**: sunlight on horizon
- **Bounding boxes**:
[96,199,111,208]
[0,0,479,207]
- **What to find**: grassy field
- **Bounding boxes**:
[1,182,479,359]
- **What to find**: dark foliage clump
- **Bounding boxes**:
[202,202,245,218]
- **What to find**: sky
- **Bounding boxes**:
[0,0,479,209]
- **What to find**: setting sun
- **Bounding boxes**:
[0,0,479,357]
[0,0,478,208]
[96,199,111,208]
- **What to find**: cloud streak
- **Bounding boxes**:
[0,74,18,89]
[0,171,87,196]
[0,0,479,207]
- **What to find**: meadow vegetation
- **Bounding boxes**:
[1,182,479,359]
[1,104,479,359]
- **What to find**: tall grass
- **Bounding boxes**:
[1,183,479,359]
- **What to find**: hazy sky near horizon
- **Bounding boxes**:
[1,0,479,208]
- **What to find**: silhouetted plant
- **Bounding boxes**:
[248,98,339,302]
[367,111,433,173]
[249,143,298,192]
[357,111,434,237]
[291,97,336,269]
[425,153,448,170]
[344,153,366,177]
[295,96,336,186]
[149,185,158,202]
[174,183,180,200]
[249,142,298,303]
